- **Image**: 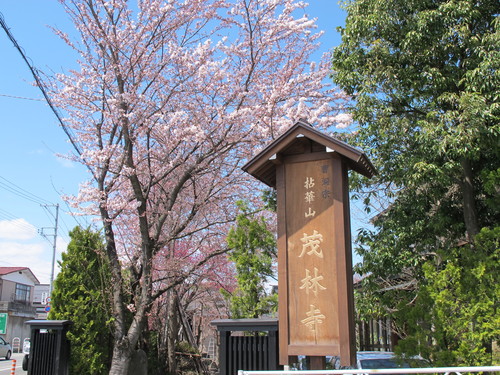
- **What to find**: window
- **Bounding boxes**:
[15,283,31,302]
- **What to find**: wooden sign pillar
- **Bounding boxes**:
[243,120,376,367]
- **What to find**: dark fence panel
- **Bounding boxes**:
[229,335,271,372]
[25,320,72,375]
[212,318,280,375]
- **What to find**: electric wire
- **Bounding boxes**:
[0,176,51,205]
[49,179,90,234]
[1,13,111,269]
[0,93,44,101]
[0,208,37,234]
[57,215,75,242]
[0,176,67,243]
[0,180,87,245]
[40,205,72,244]
[1,12,97,238]
[0,11,85,159]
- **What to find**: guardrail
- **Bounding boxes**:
[238,366,500,375]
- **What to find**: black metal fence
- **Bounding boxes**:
[25,320,72,375]
[212,318,281,375]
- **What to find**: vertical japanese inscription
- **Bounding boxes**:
[285,158,339,346]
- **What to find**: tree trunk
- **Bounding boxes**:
[166,291,180,375]
[158,316,169,375]
[460,158,480,241]
[109,338,132,375]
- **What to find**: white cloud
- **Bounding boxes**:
[0,241,45,258]
[0,226,68,285]
[56,236,69,254]
[0,222,74,285]
[0,241,56,284]
[0,219,37,240]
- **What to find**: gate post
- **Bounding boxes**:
[211,318,280,375]
[25,320,72,375]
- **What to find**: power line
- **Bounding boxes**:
[0,175,85,241]
[0,11,84,159]
[0,13,96,252]
[0,93,44,101]
[0,208,37,234]
[0,177,64,243]
[41,204,57,221]
[49,180,90,235]
[0,176,51,205]
[57,215,76,241]
[0,207,21,221]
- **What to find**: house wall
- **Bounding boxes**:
[33,284,49,305]
[1,280,17,302]
[3,315,31,345]
[0,270,38,344]
[1,272,36,303]
[2,270,37,285]
[33,284,50,319]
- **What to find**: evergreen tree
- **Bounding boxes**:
[224,202,277,319]
[331,0,499,364]
[396,227,499,365]
[50,226,112,374]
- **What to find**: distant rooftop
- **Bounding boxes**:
[0,266,29,276]
[0,267,40,284]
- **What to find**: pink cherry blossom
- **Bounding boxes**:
[49,0,351,372]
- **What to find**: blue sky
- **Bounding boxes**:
[0,0,355,284]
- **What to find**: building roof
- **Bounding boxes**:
[0,267,28,276]
[242,120,377,187]
[0,267,40,284]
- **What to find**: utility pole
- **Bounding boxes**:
[39,203,59,295]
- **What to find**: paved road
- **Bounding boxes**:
[0,353,27,375]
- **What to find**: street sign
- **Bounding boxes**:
[41,292,48,305]
[0,313,7,334]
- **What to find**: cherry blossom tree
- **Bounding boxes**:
[49,0,350,372]
[150,241,236,373]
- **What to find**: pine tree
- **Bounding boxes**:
[224,202,277,319]
[50,226,112,374]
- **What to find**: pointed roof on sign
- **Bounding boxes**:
[242,119,376,188]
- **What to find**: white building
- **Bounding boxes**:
[0,267,39,346]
